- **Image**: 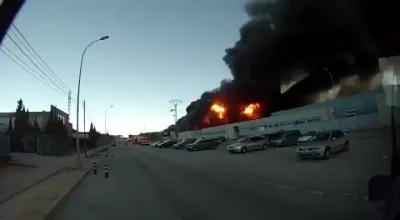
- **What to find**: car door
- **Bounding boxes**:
[200,139,211,150]
[334,130,346,150]
[253,136,265,150]
[330,131,343,152]
[247,137,260,151]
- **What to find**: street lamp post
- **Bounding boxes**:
[76,36,109,168]
[323,67,335,91]
[105,105,114,134]
[323,67,338,127]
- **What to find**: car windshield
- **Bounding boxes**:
[305,131,316,136]
[193,139,204,144]
[237,137,249,143]
[311,132,331,141]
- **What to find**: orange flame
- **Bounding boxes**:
[242,103,261,119]
[211,103,226,119]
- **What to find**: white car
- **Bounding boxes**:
[151,140,165,148]
[296,130,349,160]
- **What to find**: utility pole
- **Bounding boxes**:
[68,91,72,150]
[169,99,181,139]
[83,100,87,158]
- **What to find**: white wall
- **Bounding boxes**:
[177,89,392,140]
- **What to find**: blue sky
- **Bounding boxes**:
[0,0,248,136]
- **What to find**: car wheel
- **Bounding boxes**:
[241,147,247,153]
[262,144,267,150]
[343,141,349,152]
[324,148,331,160]
[193,147,199,151]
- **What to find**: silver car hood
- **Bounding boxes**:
[298,136,312,141]
[227,143,244,148]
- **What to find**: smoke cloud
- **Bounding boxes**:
[173,0,399,132]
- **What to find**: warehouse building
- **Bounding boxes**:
[177,85,398,140]
[0,105,71,133]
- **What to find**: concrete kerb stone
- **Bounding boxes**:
[86,145,112,158]
[0,168,64,205]
[43,168,92,220]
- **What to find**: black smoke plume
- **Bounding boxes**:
[173,0,400,132]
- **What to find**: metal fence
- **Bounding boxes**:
[0,135,10,155]
[23,135,38,153]
[38,135,70,156]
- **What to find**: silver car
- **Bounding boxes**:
[227,136,268,153]
[296,130,349,160]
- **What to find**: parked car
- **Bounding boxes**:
[139,138,150,145]
[297,131,318,144]
[226,135,268,153]
[173,138,197,149]
[269,130,302,147]
[159,139,178,149]
[185,138,220,151]
[151,140,165,148]
[296,130,349,160]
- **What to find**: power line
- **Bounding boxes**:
[10,23,71,92]
[0,47,67,96]
[5,32,69,94]
[1,44,56,87]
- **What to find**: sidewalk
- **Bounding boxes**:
[0,145,111,204]
[0,168,89,220]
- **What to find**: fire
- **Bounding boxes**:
[242,103,261,119]
[210,103,226,119]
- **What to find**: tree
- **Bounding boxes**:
[31,117,41,135]
[6,117,13,134]
[44,108,66,136]
[13,99,29,137]
[88,123,100,147]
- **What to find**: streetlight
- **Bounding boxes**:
[76,35,109,168]
[323,67,338,128]
[105,105,114,134]
[323,67,335,91]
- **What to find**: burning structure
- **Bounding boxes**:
[172,0,400,132]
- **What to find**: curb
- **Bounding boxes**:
[0,168,64,205]
[43,168,92,220]
[86,145,112,158]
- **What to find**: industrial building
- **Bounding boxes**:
[176,85,398,140]
[0,105,71,133]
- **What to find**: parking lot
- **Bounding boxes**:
[132,129,391,197]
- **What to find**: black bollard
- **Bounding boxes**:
[93,162,97,175]
[104,164,109,178]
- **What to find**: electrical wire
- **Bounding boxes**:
[5,32,69,94]
[0,46,67,96]
[10,23,71,93]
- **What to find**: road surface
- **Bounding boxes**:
[53,145,380,220]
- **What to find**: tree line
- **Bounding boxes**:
[6,99,101,144]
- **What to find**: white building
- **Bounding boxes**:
[0,105,71,133]
[177,86,398,140]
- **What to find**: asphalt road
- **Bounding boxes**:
[53,145,381,220]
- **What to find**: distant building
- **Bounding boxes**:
[0,105,71,134]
